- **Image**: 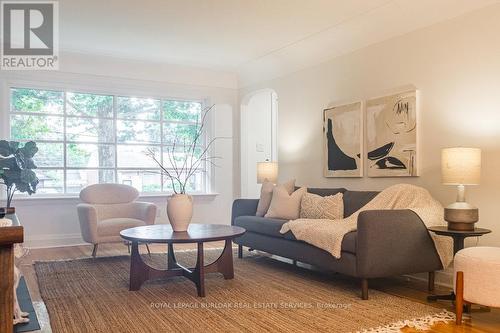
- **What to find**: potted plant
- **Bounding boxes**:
[0,140,39,208]
[146,105,220,232]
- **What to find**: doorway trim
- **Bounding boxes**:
[240,89,278,198]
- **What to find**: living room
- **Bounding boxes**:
[1,1,499,332]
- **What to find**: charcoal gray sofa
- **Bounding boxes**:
[231,187,442,300]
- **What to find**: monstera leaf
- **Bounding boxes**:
[0,140,39,207]
[20,141,38,158]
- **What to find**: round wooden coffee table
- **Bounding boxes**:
[120,224,245,297]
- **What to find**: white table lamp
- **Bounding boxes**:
[257,160,278,184]
[441,147,481,231]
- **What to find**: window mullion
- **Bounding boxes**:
[63,91,68,194]
[113,95,118,184]
[160,100,164,192]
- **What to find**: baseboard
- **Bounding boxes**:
[407,269,454,288]
[25,233,87,249]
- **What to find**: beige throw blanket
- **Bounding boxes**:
[280,184,453,268]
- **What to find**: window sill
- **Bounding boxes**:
[9,192,220,202]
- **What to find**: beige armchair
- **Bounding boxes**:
[77,184,157,257]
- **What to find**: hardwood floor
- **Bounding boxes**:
[18,243,500,333]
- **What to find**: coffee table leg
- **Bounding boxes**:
[130,241,147,291]
[219,239,234,279]
[194,242,205,297]
[167,243,177,269]
[204,239,235,279]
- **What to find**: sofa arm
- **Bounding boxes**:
[77,203,98,244]
[356,209,442,278]
[231,199,259,225]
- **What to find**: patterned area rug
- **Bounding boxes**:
[34,249,453,332]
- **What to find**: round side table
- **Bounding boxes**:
[427,226,491,302]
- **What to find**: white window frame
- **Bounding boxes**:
[3,80,215,198]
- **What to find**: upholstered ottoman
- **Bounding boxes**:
[454,246,500,324]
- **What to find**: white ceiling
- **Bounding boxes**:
[59,0,499,85]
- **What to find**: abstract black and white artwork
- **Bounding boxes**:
[366,90,418,177]
[323,102,363,177]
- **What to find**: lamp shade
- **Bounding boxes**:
[257,161,278,184]
[441,147,481,185]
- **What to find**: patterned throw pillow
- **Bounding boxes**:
[299,192,344,220]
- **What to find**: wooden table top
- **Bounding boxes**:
[120,224,246,244]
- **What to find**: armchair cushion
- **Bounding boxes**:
[93,202,156,223]
[97,218,145,237]
[80,183,139,204]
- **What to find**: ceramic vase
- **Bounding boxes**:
[167,194,193,232]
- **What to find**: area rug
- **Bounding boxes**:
[34,249,453,333]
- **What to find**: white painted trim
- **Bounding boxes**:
[271,91,278,162]
[13,192,219,203]
[2,50,238,90]
[239,88,278,197]
[2,73,222,104]
[407,269,454,288]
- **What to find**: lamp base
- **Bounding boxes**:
[446,221,476,231]
[444,202,478,231]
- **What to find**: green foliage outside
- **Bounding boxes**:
[163,100,201,122]
[11,88,63,114]
[66,92,113,117]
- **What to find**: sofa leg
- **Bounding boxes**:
[428,271,435,292]
[238,244,243,259]
[361,279,369,300]
[91,244,98,257]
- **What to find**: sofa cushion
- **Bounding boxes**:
[285,229,356,253]
[234,215,357,254]
[234,216,288,238]
[342,232,357,254]
[343,191,379,217]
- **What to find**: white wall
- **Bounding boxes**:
[0,53,238,248]
[240,5,500,283]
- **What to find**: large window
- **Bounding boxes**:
[9,87,207,195]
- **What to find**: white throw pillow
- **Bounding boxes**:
[265,186,307,220]
[300,192,344,220]
[256,179,295,217]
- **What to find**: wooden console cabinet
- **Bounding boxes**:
[0,216,24,333]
